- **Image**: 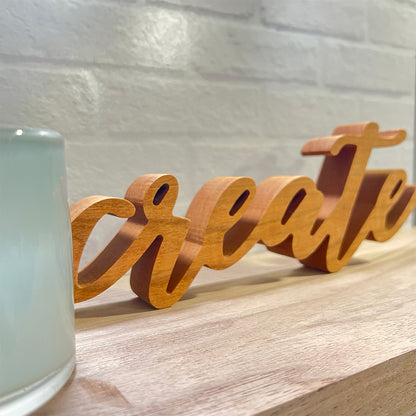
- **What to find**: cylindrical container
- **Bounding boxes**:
[0,127,75,415]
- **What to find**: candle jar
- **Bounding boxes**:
[0,127,75,415]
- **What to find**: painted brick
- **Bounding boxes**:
[262,0,365,40]
[155,0,255,16]
[359,97,414,185]
[368,0,416,49]
[368,141,413,178]
[189,21,319,83]
[396,0,416,7]
[0,66,98,135]
[0,1,188,70]
[190,141,324,192]
[359,98,414,137]
[0,0,414,264]
[322,42,414,94]
[96,71,261,136]
[261,86,360,140]
[66,138,195,202]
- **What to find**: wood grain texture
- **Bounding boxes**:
[35,228,416,416]
[71,122,416,308]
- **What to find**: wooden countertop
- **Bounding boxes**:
[35,228,416,416]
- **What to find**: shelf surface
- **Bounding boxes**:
[35,228,416,416]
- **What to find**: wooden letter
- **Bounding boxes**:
[71,122,416,308]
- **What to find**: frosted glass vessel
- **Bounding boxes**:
[0,128,75,415]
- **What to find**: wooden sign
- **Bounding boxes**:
[71,122,416,308]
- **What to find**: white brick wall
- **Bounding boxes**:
[261,0,366,40]
[95,70,262,136]
[1,0,415,258]
[322,42,414,94]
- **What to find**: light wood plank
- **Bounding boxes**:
[35,228,416,416]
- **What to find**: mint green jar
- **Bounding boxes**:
[0,128,75,415]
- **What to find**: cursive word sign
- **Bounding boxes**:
[71,122,416,308]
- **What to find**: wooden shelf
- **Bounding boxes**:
[35,228,416,416]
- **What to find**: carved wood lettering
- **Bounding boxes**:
[71,122,416,308]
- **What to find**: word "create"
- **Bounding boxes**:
[71,122,416,308]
